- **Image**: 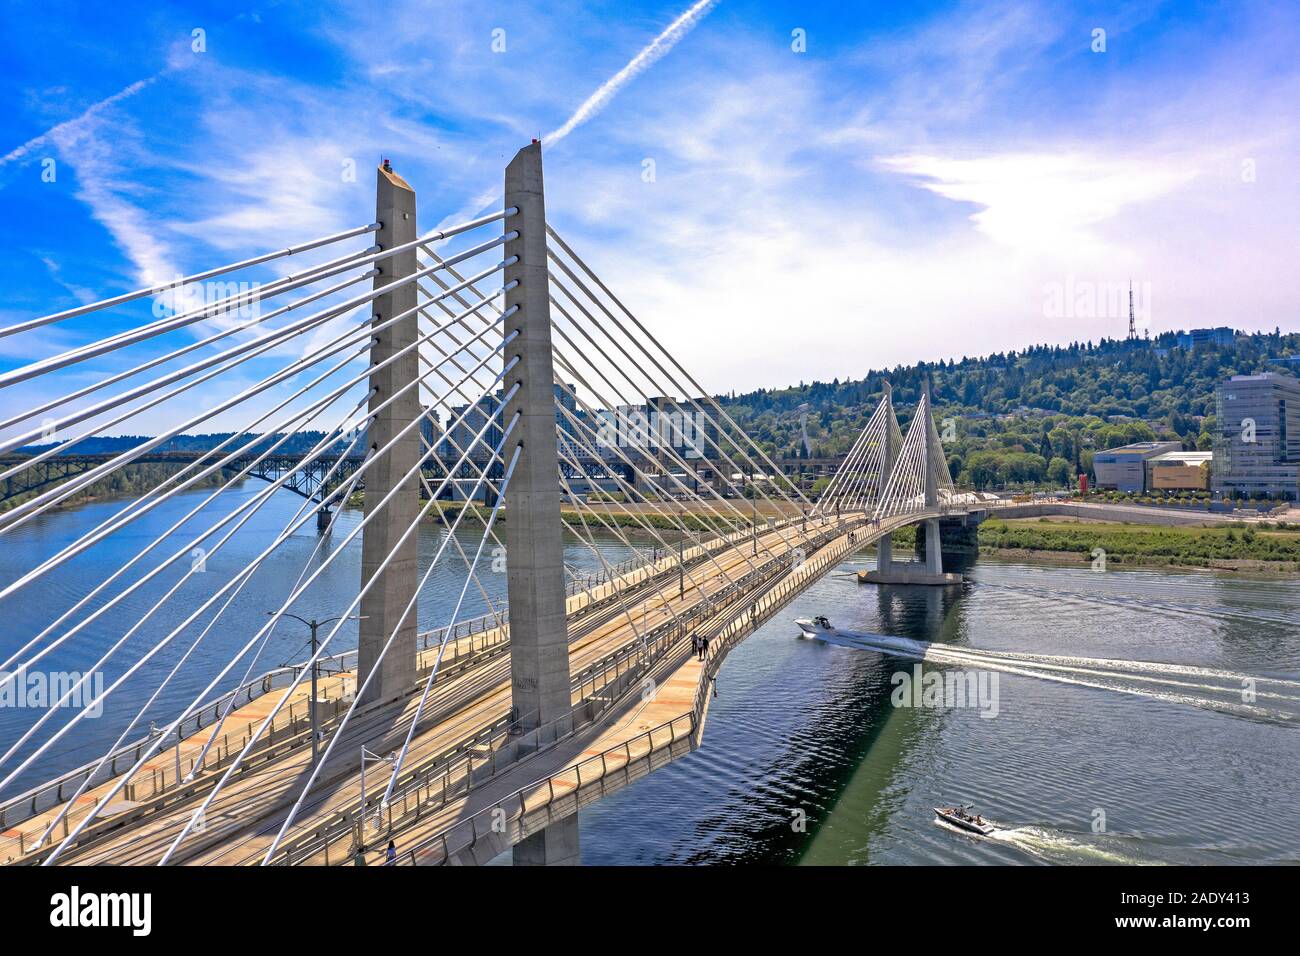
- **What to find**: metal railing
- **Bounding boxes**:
[2,512,863,861]
[394,517,872,866]
[0,608,509,839]
[274,517,859,865]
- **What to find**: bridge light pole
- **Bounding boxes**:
[273,612,364,768]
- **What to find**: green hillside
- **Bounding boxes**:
[717,330,1300,491]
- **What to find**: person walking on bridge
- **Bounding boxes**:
[385,840,397,865]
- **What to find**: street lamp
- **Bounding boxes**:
[270,611,365,768]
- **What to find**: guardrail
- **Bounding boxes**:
[395,517,872,866]
[0,607,512,836]
[269,594,697,865]
[0,538,691,834]
[267,519,852,865]
[402,709,698,866]
[2,511,858,860]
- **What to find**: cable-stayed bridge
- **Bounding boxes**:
[0,144,975,866]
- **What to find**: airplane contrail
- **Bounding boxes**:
[433,0,718,232]
[543,0,720,146]
[0,75,159,172]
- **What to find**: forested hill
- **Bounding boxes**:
[717,330,1300,489]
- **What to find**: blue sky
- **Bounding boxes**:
[1,0,1298,435]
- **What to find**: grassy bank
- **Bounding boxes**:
[977,518,1300,574]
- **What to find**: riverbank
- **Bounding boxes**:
[976,517,1300,576]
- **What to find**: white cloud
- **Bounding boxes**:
[877,152,1202,256]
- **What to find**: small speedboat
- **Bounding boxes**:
[795,615,835,638]
[934,805,996,836]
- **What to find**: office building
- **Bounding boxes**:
[1212,372,1300,500]
[1145,450,1212,491]
[1092,441,1182,492]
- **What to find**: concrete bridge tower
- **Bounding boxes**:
[502,142,579,866]
[357,164,421,706]
[921,377,943,576]
[861,377,961,586]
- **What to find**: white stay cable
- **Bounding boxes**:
[0,221,380,339]
[39,364,521,865]
[546,227,814,512]
[547,276,805,554]
[155,399,521,867]
[0,267,377,434]
[2,329,518,777]
[31,425,371,849]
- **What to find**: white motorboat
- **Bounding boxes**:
[934,805,996,836]
[795,615,835,638]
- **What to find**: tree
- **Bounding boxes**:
[1047,456,1073,486]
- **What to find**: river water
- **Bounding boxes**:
[576,554,1300,865]
[0,482,636,797]
[2,485,1297,864]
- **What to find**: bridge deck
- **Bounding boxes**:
[8,514,878,866]
[398,516,899,866]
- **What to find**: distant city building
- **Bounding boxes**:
[1145,450,1212,491]
[418,407,440,453]
[595,395,717,466]
[1212,371,1300,501]
[1092,441,1182,492]
[1174,327,1235,350]
[439,393,502,465]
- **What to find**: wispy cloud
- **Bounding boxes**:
[43,99,181,294]
[434,0,720,231]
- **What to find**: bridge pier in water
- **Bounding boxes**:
[860,518,962,585]
[502,142,580,866]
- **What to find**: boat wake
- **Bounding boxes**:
[933,815,1157,864]
[809,627,1300,725]
[984,823,1157,865]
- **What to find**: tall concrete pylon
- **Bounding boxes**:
[880,380,894,498]
[357,164,420,706]
[921,378,942,574]
[501,142,579,866]
[877,381,896,571]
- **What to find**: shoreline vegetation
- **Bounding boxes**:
[974,517,1300,577]
[0,463,226,514]
[14,478,1300,577]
